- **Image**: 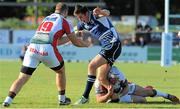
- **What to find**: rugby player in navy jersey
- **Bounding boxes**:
[73,5,122,104]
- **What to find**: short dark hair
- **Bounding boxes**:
[55,2,68,14]
[74,5,88,15]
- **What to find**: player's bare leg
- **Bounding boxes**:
[131,95,147,103]
[143,85,179,103]
[133,85,180,103]
[133,85,155,97]
[55,65,71,105]
[97,63,111,89]
[2,72,31,107]
[55,65,66,93]
[75,54,109,104]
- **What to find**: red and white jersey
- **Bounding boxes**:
[30,13,74,46]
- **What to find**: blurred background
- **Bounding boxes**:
[0,0,179,63]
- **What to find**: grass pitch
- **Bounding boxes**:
[0,61,180,108]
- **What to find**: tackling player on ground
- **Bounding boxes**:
[95,66,180,104]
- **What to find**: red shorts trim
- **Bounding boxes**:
[52,46,63,62]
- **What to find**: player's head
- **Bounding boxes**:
[55,2,69,18]
[74,5,89,23]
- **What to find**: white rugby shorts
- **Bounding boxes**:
[23,44,63,68]
[119,94,132,103]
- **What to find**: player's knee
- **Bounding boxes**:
[142,88,154,97]
[98,76,106,83]
[138,97,147,103]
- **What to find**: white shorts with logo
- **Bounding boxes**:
[23,44,63,68]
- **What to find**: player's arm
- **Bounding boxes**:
[96,85,113,103]
[57,36,70,45]
[96,93,111,103]
[66,32,91,47]
[93,7,110,17]
[57,33,91,47]
[59,19,91,47]
[178,31,180,38]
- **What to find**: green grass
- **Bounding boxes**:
[0,61,180,108]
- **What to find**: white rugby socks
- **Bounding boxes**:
[58,95,65,102]
[155,90,168,98]
[3,96,13,104]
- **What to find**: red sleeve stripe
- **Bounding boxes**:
[62,18,73,34]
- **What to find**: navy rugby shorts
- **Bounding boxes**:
[99,42,121,65]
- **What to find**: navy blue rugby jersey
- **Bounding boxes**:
[77,11,120,48]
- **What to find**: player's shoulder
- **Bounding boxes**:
[62,18,74,28]
[43,13,61,22]
[50,13,61,17]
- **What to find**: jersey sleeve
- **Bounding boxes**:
[77,22,84,31]
[62,18,74,35]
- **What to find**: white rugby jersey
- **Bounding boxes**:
[94,66,126,94]
[30,13,74,46]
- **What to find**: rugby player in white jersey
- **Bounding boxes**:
[95,66,180,104]
[2,2,91,107]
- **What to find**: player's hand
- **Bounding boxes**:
[107,85,113,96]
[93,7,101,16]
